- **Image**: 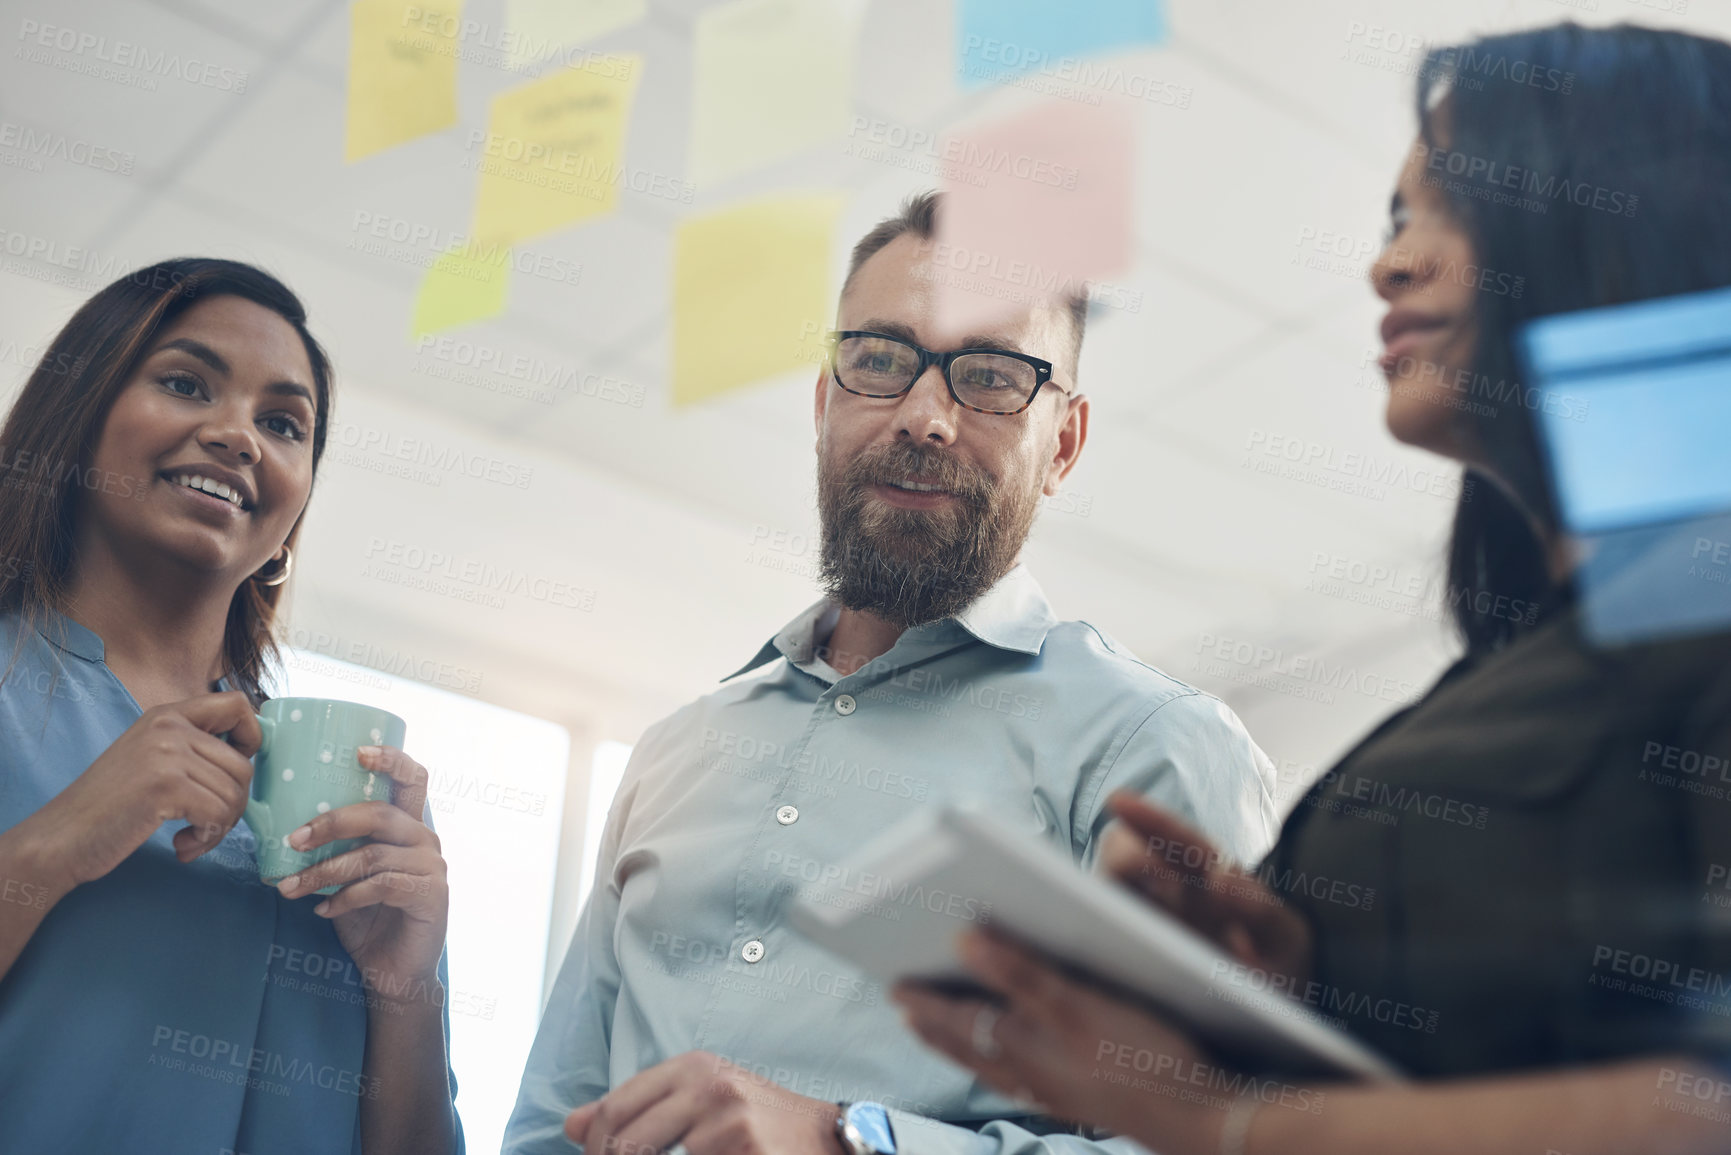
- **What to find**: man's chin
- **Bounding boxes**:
[853,529,953,567]
[859,500,963,537]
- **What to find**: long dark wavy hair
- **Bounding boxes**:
[1414,24,1731,651]
[0,258,333,701]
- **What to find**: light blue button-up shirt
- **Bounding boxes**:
[0,609,463,1154]
[506,566,1276,1154]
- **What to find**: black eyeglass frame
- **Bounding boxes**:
[826,329,1069,416]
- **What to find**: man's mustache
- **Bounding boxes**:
[844,445,993,504]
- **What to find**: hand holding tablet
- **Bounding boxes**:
[788,802,1402,1082]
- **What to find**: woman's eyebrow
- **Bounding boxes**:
[155,337,230,376]
[264,381,317,406]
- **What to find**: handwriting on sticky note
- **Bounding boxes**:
[470,56,644,245]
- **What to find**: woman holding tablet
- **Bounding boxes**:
[897,24,1731,1155]
[0,260,461,1154]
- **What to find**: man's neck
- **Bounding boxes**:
[819,607,904,677]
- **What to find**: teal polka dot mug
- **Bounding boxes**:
[242,697,407,894]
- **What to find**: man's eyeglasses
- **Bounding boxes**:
[826,330,1069,416]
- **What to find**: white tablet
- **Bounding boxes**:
[788,805,1403,1083]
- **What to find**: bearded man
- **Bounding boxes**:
[505,192,1278,1155]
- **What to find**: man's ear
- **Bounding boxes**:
[1043,393,1089,497]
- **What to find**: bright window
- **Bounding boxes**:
[275,648,570,1155]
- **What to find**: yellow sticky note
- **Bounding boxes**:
[689,0,859,188]
[471,57,643,246]
[505,0,647,70]
[411,244,511,337]
[345,0,462,162]
[673,195,843,405]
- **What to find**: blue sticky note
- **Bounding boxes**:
[956,0,1165,89]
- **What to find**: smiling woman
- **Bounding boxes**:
[0,258,332,704]
[0,259,463,1155]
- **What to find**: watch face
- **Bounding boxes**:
[846,1102,895,1153]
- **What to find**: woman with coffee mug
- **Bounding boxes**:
[895,23,1731,1155]
[0,259,461,1154]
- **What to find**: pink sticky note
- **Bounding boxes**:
[934,100,1135,336]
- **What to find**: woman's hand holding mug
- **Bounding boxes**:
[30,687,450,1009]
[239,697,450,1008]
[24,691,261,895]
[273,746,450,1009]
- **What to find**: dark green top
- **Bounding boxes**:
[1264,609,1731,1077]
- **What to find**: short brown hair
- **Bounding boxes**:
[841,190,1088,368]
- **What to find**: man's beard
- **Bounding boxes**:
[816,440,1042,630]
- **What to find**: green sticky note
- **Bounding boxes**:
[411,244,511,337]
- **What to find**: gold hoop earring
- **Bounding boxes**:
[254,545,293,587]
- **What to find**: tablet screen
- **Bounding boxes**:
[1520,286,1731,646]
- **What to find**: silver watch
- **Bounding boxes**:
[835,1101,896,1155]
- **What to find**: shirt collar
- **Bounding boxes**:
[722,564,1058,681]
[35,609,105,664]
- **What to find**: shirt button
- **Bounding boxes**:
[834,694,856,716]
[741,939,765,964]
[776,805,799,825]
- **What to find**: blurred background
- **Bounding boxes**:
[0,0,1716,1145]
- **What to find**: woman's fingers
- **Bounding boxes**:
[357,746,431,821]
[1099,821,1187,909]
[287,799,436,855]
[1105,791,1228,873]
[959,931,1077,1027]
[1103,795,1222,908]
[1104,790,1287,945]
[306,868,438,919]
[1106,791,1226,879]
[168,772,251,859]
[893,985,1032,1097]
[187,726,257,788]
[278,840,439,906]
[178,691,265,755]
[1106,790,1210,841]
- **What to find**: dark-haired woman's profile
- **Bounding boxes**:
[896,23,1731,1155]
[0,260,462,1154]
